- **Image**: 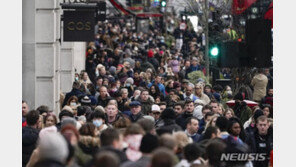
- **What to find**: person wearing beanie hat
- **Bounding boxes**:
[80,96,91,106]
[232,93,252,125]
[147,49,154,58]
[35,133,69,166]
[212,92,221,103]
[156,108,182,136]
[121,133,159,167]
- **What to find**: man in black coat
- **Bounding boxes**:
[22,110,40,167]
[97,86,112,107]
[246,115,273,167]
[176,100,196,130]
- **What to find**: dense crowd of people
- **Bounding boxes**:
[22,15,273,167]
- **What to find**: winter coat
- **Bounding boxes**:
[251,74,268,101]
[22,126,39,167]
[106,113,126,127]
[75,135,100,166]
[129,112,145,123]
[196,93,211,105]
[246,127,273,167]
[97,96,112,107]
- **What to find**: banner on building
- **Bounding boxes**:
[63,11,95,41]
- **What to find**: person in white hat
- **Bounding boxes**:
[150,104,164,128]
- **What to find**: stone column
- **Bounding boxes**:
[23,0,61,115]
[23,0,36,110]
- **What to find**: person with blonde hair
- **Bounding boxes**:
[194,83,210,105]
[173,131,193,159]
[224,108,235,120]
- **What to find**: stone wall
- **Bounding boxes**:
[23,0,86,115]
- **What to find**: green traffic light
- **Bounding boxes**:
[161,1,166,7]
[210,47,219,57]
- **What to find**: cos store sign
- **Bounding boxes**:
[63,11,95,41]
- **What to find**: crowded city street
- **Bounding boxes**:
[22,0,273,167]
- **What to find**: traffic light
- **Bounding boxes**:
[160,0,167,7]
[210,46,220,57]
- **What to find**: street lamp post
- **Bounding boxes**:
[204,0,210,78]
